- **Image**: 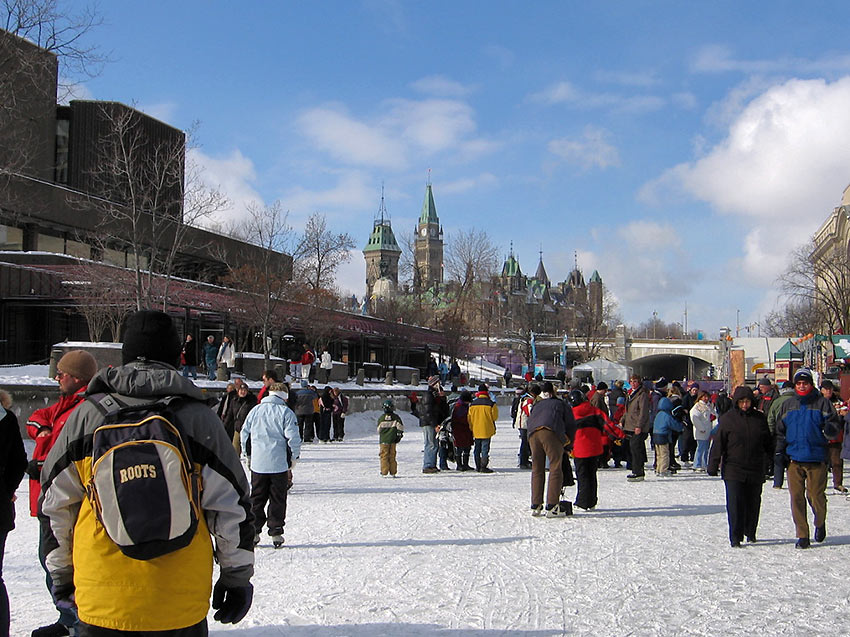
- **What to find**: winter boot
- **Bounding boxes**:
[462,450,473,471]
[480,458,494,474]
[272,534,284,549]
[31,623,70,637]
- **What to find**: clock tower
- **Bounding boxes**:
[414,182,444,292]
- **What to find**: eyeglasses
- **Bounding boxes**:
[55,371,69,379]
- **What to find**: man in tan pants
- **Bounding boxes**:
[775,368,841,548]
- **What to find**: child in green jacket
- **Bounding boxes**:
[377,399,404,477]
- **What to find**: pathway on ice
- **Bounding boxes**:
[8,411,850,636]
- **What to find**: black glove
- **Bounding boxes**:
[211,580,253,624]
[51,580,76,613]
[26,459,43,480]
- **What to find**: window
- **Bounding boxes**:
[0,225,23,250]
[37,233,64,253]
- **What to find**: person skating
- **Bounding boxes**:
[653,397,683,477]
[27,350,98,637]
[567,389,607,510]
[377,399,404,477]
[468,384,498,473]
[241,383,301,548]
[623,374,650,482]
[526,382,575,517]
[775,368,841,548]
[40,310,254,634]
[707,386,772,547]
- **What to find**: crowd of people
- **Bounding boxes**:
[5,329,850,636]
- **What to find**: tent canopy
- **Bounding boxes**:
[572,359,632,384]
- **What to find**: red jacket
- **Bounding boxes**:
[570,401,608,458]
[301,350,315,366]
[26,385,87,516]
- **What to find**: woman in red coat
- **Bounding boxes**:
[451,391,474,471]
[568,389,608,510]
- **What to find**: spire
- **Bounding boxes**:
[419,183,439,224]
[534,250,549,287]
[364,187,401,253]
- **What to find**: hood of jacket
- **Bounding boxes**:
[658,397,673,412]
[731,385,756,409]
[87,361,207,401]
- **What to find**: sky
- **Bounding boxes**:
[59,1,850,337]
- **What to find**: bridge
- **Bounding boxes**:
[498,327,726,380]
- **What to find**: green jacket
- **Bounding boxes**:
[377,412,404,444]
[766,388,795,435]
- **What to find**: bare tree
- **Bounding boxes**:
[293,212,355,291]
[573,285,620,362]
[219,201,296,369]
[763,299,816,337]
[81,108,226,310]
[779,239,850,334]
[64,260,135,342]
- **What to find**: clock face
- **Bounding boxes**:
[420,228,427,237]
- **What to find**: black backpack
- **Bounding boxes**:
[85,394,202,561]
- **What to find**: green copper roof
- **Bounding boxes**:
[774,339,803,361]
[589,270,602,283]
[419,184,439,224]
[502,254,521,278]
[363,222,401,253]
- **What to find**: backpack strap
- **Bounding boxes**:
[86,393,128,417]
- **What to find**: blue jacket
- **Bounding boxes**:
[652,397,683,444]
[776,389,840,463]
[241,392,302,473]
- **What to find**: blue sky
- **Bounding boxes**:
[66,1,850,336]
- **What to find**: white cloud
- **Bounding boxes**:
[297,105,406,169]
[548,126,620,170]
[528,80,666,113]
[410,75,473,97]
[281,171,375,219]
[139,102,178,124]
[187,148,263,227]
[594,70,661,88]
[640,76,850,286]
[440,173,498,194]
[692,44,850,75]
[297,97,496,170]
[334,249,367,298]
[57,79,93,104]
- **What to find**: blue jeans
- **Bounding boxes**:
[474,438,491,470]
[694,439,711,469]
[182,365,197,379]
[422,426,437,469]
[206,359,217,380]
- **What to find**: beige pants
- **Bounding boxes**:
[233,430,241,457]
[655,444,670,474]
[379,443,398,476]
[787,461,827,539]
[529,428,564,507]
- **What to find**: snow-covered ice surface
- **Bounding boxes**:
[7,410,850,636]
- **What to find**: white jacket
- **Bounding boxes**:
[689,400,715,441]
[217,341,235,368]
[320,351,333,370]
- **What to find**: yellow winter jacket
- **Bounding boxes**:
[41,363,254,632]
[467,392,499,439]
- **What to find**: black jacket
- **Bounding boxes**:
[0,408,27,532]
[223,392,257,438]
[418,388,449,427]
[707,386,772,482]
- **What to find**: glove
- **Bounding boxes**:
[51,580,76,613]
[26,459,43,480]
[211,580,253,624]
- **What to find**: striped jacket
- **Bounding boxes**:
[40,362,254,632]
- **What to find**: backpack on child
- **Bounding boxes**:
[85,393,202,561]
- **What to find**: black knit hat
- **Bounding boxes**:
[121,310,181,367]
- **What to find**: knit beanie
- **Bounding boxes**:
[121,310,181,367]
[57,350,98,382]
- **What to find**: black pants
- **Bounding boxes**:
[724,477,763,545]
[627,432,648,476]
[518,429,530,466]
[251,471,290,535]
[318,411,332,442]
[0,531,7,637]
[332,414,346,440]
[297,414,314,441]
[573,456,599,509]
[78,619,208,636]
[39,515,77,630]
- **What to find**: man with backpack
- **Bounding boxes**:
[40,310,255,635]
